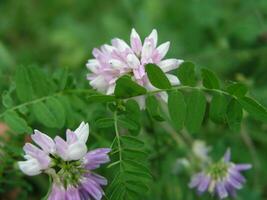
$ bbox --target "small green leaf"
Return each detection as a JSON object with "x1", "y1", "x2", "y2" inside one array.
[
  {"x1": 226, "y1": 82, "x2": 248, "y2": 98},
  {"x1": 145, "y1": 63, "x2": 171, "y2": 89},
  {"x1": 176, "y1": 61, "x2": 197, "y2": 86},
  {"x1": 87, "y1": 94, "x2": 116, "y2": 103},
  {"x1": 238, "y1": 96, "x2": 267, "y2": 122},
  {"x1": 120, "y1": 136, "x2": 145, "y2": 148},
  {"x1": 168, "y1": 90, "x2": 186, "y2": 130},
  {"x1": 114, "y1": 76, "x2": 146, "y2": 98},
  {"x1": 185, "y1": 90, "x2": 206, "y2": 133},
  {"x1": 209, "y1": 93, "x2": 228, "y2": 123},
  {"x1": 146, "y1": 95, "x2": 165, "y2": 121},
  {"x1": 2, "y1": 91, "x2": 13, "y2": 108},
  {"x1": 95, "y1": 118, "x2": 114, "y2": 128},
  {"x1": 15, "y1": 66, "x2": 34, "y2": 102},
  {"x1": 227, "y1": 99, "x2": 243, "y2": 132},
  {"x1": 32, "y1": 97, "x2": 66, "y2": 128},
  {"x1": 118, "y1": 116, "x2": 139, "y2": 130},
  {"x1": 4, "y1": 111, "x2": 32, "y2": 134},
  {"x1": 201, "y1": 68, "x2": 220, "y2": 89}
]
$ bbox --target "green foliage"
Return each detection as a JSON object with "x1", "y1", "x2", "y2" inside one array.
[
  {"x1": 176, "y1": 62, "x2": 197, "y2": 86},
  {"x1": 185, "y1": 90, "x2": 207, "y2": 133},
  {"x1": 4, "y1": 111, "x2": 32, "y2": 134},
  {"x1": 168, "y1": 90, "x2": 186, "y2": 131},
  {"x1": 145, "y1": 64, "x2": 171, "y2": 89},
  {"x1": 201, "y1": 68, "x2": 221, "y2": 89},
  {"x1": 114, "y1": 75, "x2": 147, "y2": 98},
  {"x1": 146, "y1": 95, "x2": 165, "y2": 121},
  {"x1": 209, "y1": 93, "x2": 228, "y2": 123},
  {"x1": 226, "y1": 99, "x2": 243, "y2": 132}
]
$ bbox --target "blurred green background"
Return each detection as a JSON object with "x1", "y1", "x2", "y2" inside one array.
[{"x1": 0, "y1": 0, "x2": 267, "y2": 199}]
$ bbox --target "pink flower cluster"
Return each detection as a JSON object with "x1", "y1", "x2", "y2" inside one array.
[{"x1": 86, "y1": 29, "x2": 183, "y2": 103}]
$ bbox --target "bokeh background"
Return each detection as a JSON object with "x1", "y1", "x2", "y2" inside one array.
[{"x1": 0, "y1": 0, "x2": 267, "y2": 199}]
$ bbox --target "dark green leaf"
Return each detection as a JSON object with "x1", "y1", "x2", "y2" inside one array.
[
  {"x1": 226, "y1": 82, "x2": 248, "y2": 97},
  {"x1": 87, "y1": 94, "x2": 116, "y2": 103},
  {"x1": 238, "y1": 96, "x2": 267, "y2": 122},
  {"x1": 15, "y1": 66, "x2": 34, "y2": 102},
  {"x1": 145, "y1": 63, "x2": 171, "y2": 89},
  {"x1": 185, "y1": 90, "x2": 206, "y2": 133},
  {"x1": 168, "y1": 90, "x2": 186, "y2": 130},
  {"x1": 146, "y1": 95, "x2": 165, "y2": 121},
  {"x1": 176, "y1": 61, "x2": 196, "y2": 86},
  {"x1": 114, "y1": 76, "x2": 146, "y2": 98},
  {"x1": 2, "y1": 91, "x2": 13, "y2": 108},
  {"x1": 32, "y1": 97, "x2": 66, "y2": 128},
  {"x1": 226, "y1": 99, "x2": 243, "y2": 132},
  {"x1": 201, "y1": 68, "x2": 220, "y2": 89},
  {"x1": 95, "y1": 118, "x2": 114, "y2": 128},
  {"x1": 209, "y1": 93, "x2": 228, "y2": 123},
  {"x1": 4, "y1": 111, "x2": 32, "y2": 134}
]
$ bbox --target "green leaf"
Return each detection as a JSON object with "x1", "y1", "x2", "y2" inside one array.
[
  {"x1": 87, "y1": 94, "x2": 116, "y2": 103},
  {"x1": 201, "y1": 68, "x2": 220, "y2": 89},
  {"x1": 124, "y1": 99, "x2": 141, "y2": 135},
  {"x1": 226, "y1": 82, "x2": 248, "y2": 98},
  {"x1": 209, "y1": 93, "x2": 228, "y2": 123},
  {"x1": 28, "y1": 65, "x2": 55, "y2": 97},
  {"x1": 114, "y1": 76, "x2": 146, "y2": 98},
  {"x1": 32, "y1": 97, "x2": 66, "y2": 128},
  {"x1": 15, "y1": 66, "x2": 34, "y2": 102},
  {"x1": 120, "y1": 136, "x2": 145, "y2": 148},
  {"x1": 95, "y1": 118, "x2": 114, "y2": 128},
  {"x1": 146, "y1": 95, "x2": 165, "y2": 121},
  {"x1": 185, "y1": 90, "x2": 206, "y2": 133},
  {"x1": 145, "y1": 63, "x2": 171, "y2": 89},
  {"x1": 118, "y1": 116, "x2": 139, "y2": 131},
  {"x1": 226, "y1": 99, "x2": 243, "y2": 132},
  {"x1": 238, "y1": 96, "x2": 267, "y2": 122},
  {"x1": 168, "y1": 90, "x2": 186, "y2": 130},
  {"x1": 4, "y1": 111, "x2": 32, "y2": 134},
  {"x1": 2, "y1": 91, "x2": 13, "y2": 108},
  {"x1": 176, "y1": 61, "x2": 197, "y2": 86}
]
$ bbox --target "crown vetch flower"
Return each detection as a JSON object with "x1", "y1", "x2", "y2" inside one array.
[
  {"x1": 86, "y1": 28, "x2": 183, "y2": 99},
  {"x1": 18, "y1": 122, "x2": 111, "y2": 200},
  {"x1": 189, "y1": 149, "x2": 252, "y2": 199}
]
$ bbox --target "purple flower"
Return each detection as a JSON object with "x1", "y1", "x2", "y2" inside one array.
[
  {"x1": 18, "y1": 122, "x2": 111, "y2": 200},
  {"x1": 189, "y1": 149, "x2": 252, "y2": 199},
  {"x1": 86, "y1": 29, "x2": 183, "y2": 108}
]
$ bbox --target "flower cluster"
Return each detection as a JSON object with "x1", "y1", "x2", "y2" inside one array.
[
  {"x1": 18, "y1": 122, "x2": 111, "y2": 200},
  {"x1": 189, "y1": 149, "x2": 251, "y2": 199},
  {"x1": 86, "y1": 29, "x2": 183, "y2": 107}
]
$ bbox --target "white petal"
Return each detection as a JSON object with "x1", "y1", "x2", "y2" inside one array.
[
  {"x1": 141, "y1": 39, "x2": 153, "y2": 62},
  {"x1": 158, "y1": 92, "x2": 168, "y2": 102},
  {"x1": 90, "y1": 75, "x2": 108, "y2": 92},
  {"x1": 158, "y1": 59, "x2": 182, "y2": 72},
  {"x1": 101, "y1": 44, "x2": 115, "y2": 54},
  {"x1": 109, "y1": 59, "x2": 126, "y2": 69},
  {"x1": 130, "y1": 28, "x2": 142, "y2": 55},
  {"x1": 166, "y1": 74, "x2": 180, "y2": 85},
  {"x1": 126, "y1": 54, "x2": 140, "y2": 69},
  {"x1": 148, "y1": 29, "x2": 158, "y2": 47},
  {"x1": 86, "y1": 59, "x2": 100, "y2": 73},
  {"x1": 106, "y1": 84, "x2": 115, "y2": 95},
  {"x1": 74, "y1": 122, "x2": 89, "y2": 144},
  {"x1": 111, "y1": 38, "x2": 130, "y2": 52},
  {"x1": 67, "y1": 142, "x2": 87, "y2": 161},
  {"x1": 156, "y1": 41, "x2": 170, "y2": 60},
  {"x1": 18, "y1": 157, "x2": 42, "y2": 176}
]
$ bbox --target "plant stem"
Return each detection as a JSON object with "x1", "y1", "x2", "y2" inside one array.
[{"x1": 113, "y1": 111, "x2": 122, "y2": 169}]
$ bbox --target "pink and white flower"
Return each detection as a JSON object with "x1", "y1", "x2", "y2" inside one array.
[{"x1": 86, "y1": 29, "x2": 183, "y2": 102}]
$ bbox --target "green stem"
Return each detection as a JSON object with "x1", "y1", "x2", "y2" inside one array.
[
  {"x1": 0, "y1": 89, "x2": 95, "y2": 119},
  {"x1": 113, "y1": 111, "x2": 122, "y2": 170}
]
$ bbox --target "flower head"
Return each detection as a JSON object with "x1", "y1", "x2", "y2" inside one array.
[
  {"x1": 18, "y1": 122, "x2": 111, "y2": 200},
  {"x1": 189, "y1": 149, "x2": 251, "y2": 199},
  {"x1": 86, "y1": 28, "x2": 183, "y2": 98}
]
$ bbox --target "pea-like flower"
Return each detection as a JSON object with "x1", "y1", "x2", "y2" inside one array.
[
  {"x1": 86, "y1": 29, "x2": 183, "y2": 107},
  {"x1": 189, "y1": 149, "x2": 251, "y2": 199},
  {"x1": 18, "y1": 122, "x2": 111, "y2": 200}
]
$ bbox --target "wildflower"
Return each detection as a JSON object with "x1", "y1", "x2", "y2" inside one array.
[
  {"x1": 18, "y1": 122, "x2": 111, "y2": 200},
  {"x1": 189, "y1": 149, "x2": 251, "y2": 199},
  {"x1": 86, "y1": 29, "x2": 183, "y2": 103}
]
